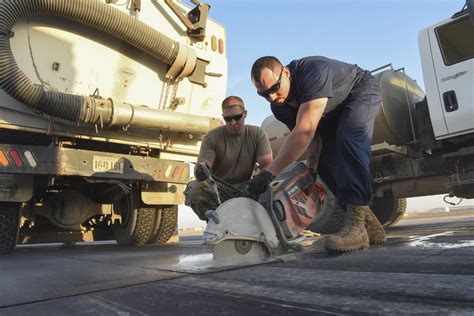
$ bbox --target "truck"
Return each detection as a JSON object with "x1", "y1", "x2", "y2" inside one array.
[
  {"x1": 0, "y1": 0, "x2": 227, "y2": 254},
  {"x1": 262, "y1": 2, "x2": 474, "y2": 231}
]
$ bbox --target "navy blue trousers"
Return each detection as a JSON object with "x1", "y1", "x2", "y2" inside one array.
[{"x1": 314, "y1": 74, "x2": 381, "y2": 206}]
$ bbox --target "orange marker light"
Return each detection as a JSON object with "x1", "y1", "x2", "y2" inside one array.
[
  {"x1": 180, "y1": 166, "x2": 188, "y2": 178},
  {"x1": 0, "y1": 150, "x2": 9, "y2": 167},
  {"x1": 218, "y1": 38, "x2": 224, "y2": 54}
]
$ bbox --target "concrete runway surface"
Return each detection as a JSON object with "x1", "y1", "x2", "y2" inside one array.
[{"x1": 0, "y1": 211, "x2": 473, "y2": 315}]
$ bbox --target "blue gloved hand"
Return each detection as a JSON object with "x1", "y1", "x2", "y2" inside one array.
[{"x1": 247, "y1": 170, "x2": 275, "y2": 195}]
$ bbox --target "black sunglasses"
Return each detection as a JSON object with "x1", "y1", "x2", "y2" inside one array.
[
  {"x1": 223, "y1": 110, "x2": 247, "y2": 122},
  {"x1": 257, "y1": 66, "x2": 283, "y2": 98}
]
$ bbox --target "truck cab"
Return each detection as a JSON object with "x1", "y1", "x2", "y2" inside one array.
[{"x1": 419, "y1": 9, "x2": 474, "y2": 139}]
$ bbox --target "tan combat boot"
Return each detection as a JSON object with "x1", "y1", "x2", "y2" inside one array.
[
  {"x1": 324, "y1": 205, "x2": 369, "y2": 253},
  {"x1": 364, "y1": 207, "x2": 386, "y2": 245}
]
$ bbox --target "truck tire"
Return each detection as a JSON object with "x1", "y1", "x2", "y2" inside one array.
[
  {"x1": 112, "y1": 191, "x2": 154, "y2": 246},
  {"x1": 371, "y1": 197, "x2": 407, "y2": 227},
  {"x1": 0, "y1": 202, "x2": 21, "y2": 255},
  {"x1": 147, "y1": 205, "x2": 178, "y2": 245},
  {"x1": 386, "y1": 198, "x2": 407, "y2": 227}
]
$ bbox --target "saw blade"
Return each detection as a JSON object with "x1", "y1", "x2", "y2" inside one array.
[{"x1": 212, "y1": 240, "x2": 267, "y2": 263}]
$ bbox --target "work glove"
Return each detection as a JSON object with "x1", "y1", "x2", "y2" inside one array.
[
  {"x1": 194, "y1": 163, "x2": 209, "y2": 182},
  {"x1": 247, "y1": 170, "x2": 275, "y2": 195}
]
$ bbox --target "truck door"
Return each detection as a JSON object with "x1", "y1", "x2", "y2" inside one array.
[{"x1": 430, "y1": 14, "x2": 474, "y2": 137}]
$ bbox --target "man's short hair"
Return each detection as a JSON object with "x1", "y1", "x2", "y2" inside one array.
[
  {"x1": 251, "y1": 56, "x2": 283, "y2": 83},
  {"x1": 222, "y1": 96, "x2": 245, "y2": 111}
]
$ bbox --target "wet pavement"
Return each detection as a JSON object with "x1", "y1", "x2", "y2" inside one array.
[{"x1": 0, "y1": 211, "x2": 473, "y2": 315}]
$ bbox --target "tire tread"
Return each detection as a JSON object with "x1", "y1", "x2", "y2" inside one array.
[{"x1": 148, "y1": 205, "x2": 178, "y2": 245}]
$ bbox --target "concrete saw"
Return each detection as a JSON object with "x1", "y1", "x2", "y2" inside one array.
[{"x1": 202, "y1": 161, "x2": 327, "y2": 263}]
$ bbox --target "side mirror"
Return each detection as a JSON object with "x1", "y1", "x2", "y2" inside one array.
[{"x1": 468, "y1": 0, "x2": 474, "y2": 24}]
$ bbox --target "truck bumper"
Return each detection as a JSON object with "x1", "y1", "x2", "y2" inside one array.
[{"x1": 0, "y1": 144, "x2": 190, "y2": 184}]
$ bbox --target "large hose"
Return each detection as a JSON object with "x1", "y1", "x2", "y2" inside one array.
[{"x1": 0, "y1": 0, "x2": 199, "y2": 128}]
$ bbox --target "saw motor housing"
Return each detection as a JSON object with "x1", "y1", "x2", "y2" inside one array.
[{"x1": 269, "y1": 162, "x2": 326, "y2": 239}]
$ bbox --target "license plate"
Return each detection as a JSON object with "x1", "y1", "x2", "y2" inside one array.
[{"x1": 92, "y1": 156, "x2": 124, "y2": 174}]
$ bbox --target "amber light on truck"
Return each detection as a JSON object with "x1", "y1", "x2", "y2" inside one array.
[
  {"x1": 211, "y1": 36, "x2": 217, "y2": 51},
  {"x1": 0, "y1": 149, "x2": 9, "y2": 167},
  {"x1": 8, "y1": 149, "x2": 23, "y2": 168}
]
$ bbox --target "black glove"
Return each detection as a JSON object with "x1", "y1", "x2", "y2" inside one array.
[
  {"x1": 195, "y1": 163, "x2": 209, "y2": 182},
  {"x1": 247, "y1": 170, "x2": 275, "y2": 195}
]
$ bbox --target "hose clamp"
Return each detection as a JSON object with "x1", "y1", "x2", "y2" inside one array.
[
  {"x1": 0, "y1": 30, "x2": 14, "y2": 38},
  {"x1": 166, "y1": 43, "x2": 196, "y2": 81}
]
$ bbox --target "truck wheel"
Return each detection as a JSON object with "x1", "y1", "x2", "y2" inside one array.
[
  {"x1": 0, "y1": 202, "x2": 21, "y2": 255},
  {"x1": 112, "y1": 192, "x2": 155, "y2": 246},
  {"x1": 386, "y1": 198, "x2": 407, "y2": 227},
  {"x1": 371, "y1": 197, "x2": 407, "y2": 227},
  {"x1": 147, "y1": 205, "x2": 178, "y2": 244}
]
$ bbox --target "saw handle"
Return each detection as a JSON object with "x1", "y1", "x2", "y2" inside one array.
[{"x1": 198, "y1": 163, "x2": 222, "y2": 204}]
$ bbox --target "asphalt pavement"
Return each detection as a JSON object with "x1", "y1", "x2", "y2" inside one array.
[{"x1": 0, "y1": 211, "x2": 473, "y2": 315}]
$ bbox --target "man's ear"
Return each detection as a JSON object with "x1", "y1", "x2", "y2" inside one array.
[{"x1": 243, "y1": 110, "x2": 248, "y2": 118}]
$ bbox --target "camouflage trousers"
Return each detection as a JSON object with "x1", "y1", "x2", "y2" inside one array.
[{"x1": 183, "y1": 180, "x2": 247, "y2": 221}]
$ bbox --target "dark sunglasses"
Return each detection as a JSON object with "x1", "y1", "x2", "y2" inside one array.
[
  {"x1": 223, "y1": 110, "x2": 247, "y2": 122},
  {"x1": 257, "y1": 66, "x2": 283, "y2": 98}
]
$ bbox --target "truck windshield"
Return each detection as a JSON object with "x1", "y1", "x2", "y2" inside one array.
[{"x1": 436, "y1": 15, "x2": 474, "y2": 65}]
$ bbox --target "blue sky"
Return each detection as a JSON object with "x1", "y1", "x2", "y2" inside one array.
[
  {"x1": 208, "y1": 0, "x2": 466, "y2": 126},
  {"x1": 178, "y1": 0, "x2": 473, "y2": 228}
]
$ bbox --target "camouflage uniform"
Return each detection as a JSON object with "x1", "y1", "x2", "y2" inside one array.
[{"x1": 184, "y1": 180, "x2": 247, "y2": 221}]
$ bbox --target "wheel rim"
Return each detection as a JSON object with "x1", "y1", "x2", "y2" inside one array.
[
  {"x1": 111, "y1": 191, "x2": 138, "y2": 246},
  {"x1": 117, "y1": 196, "x2": 132, "y2": 228}
]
